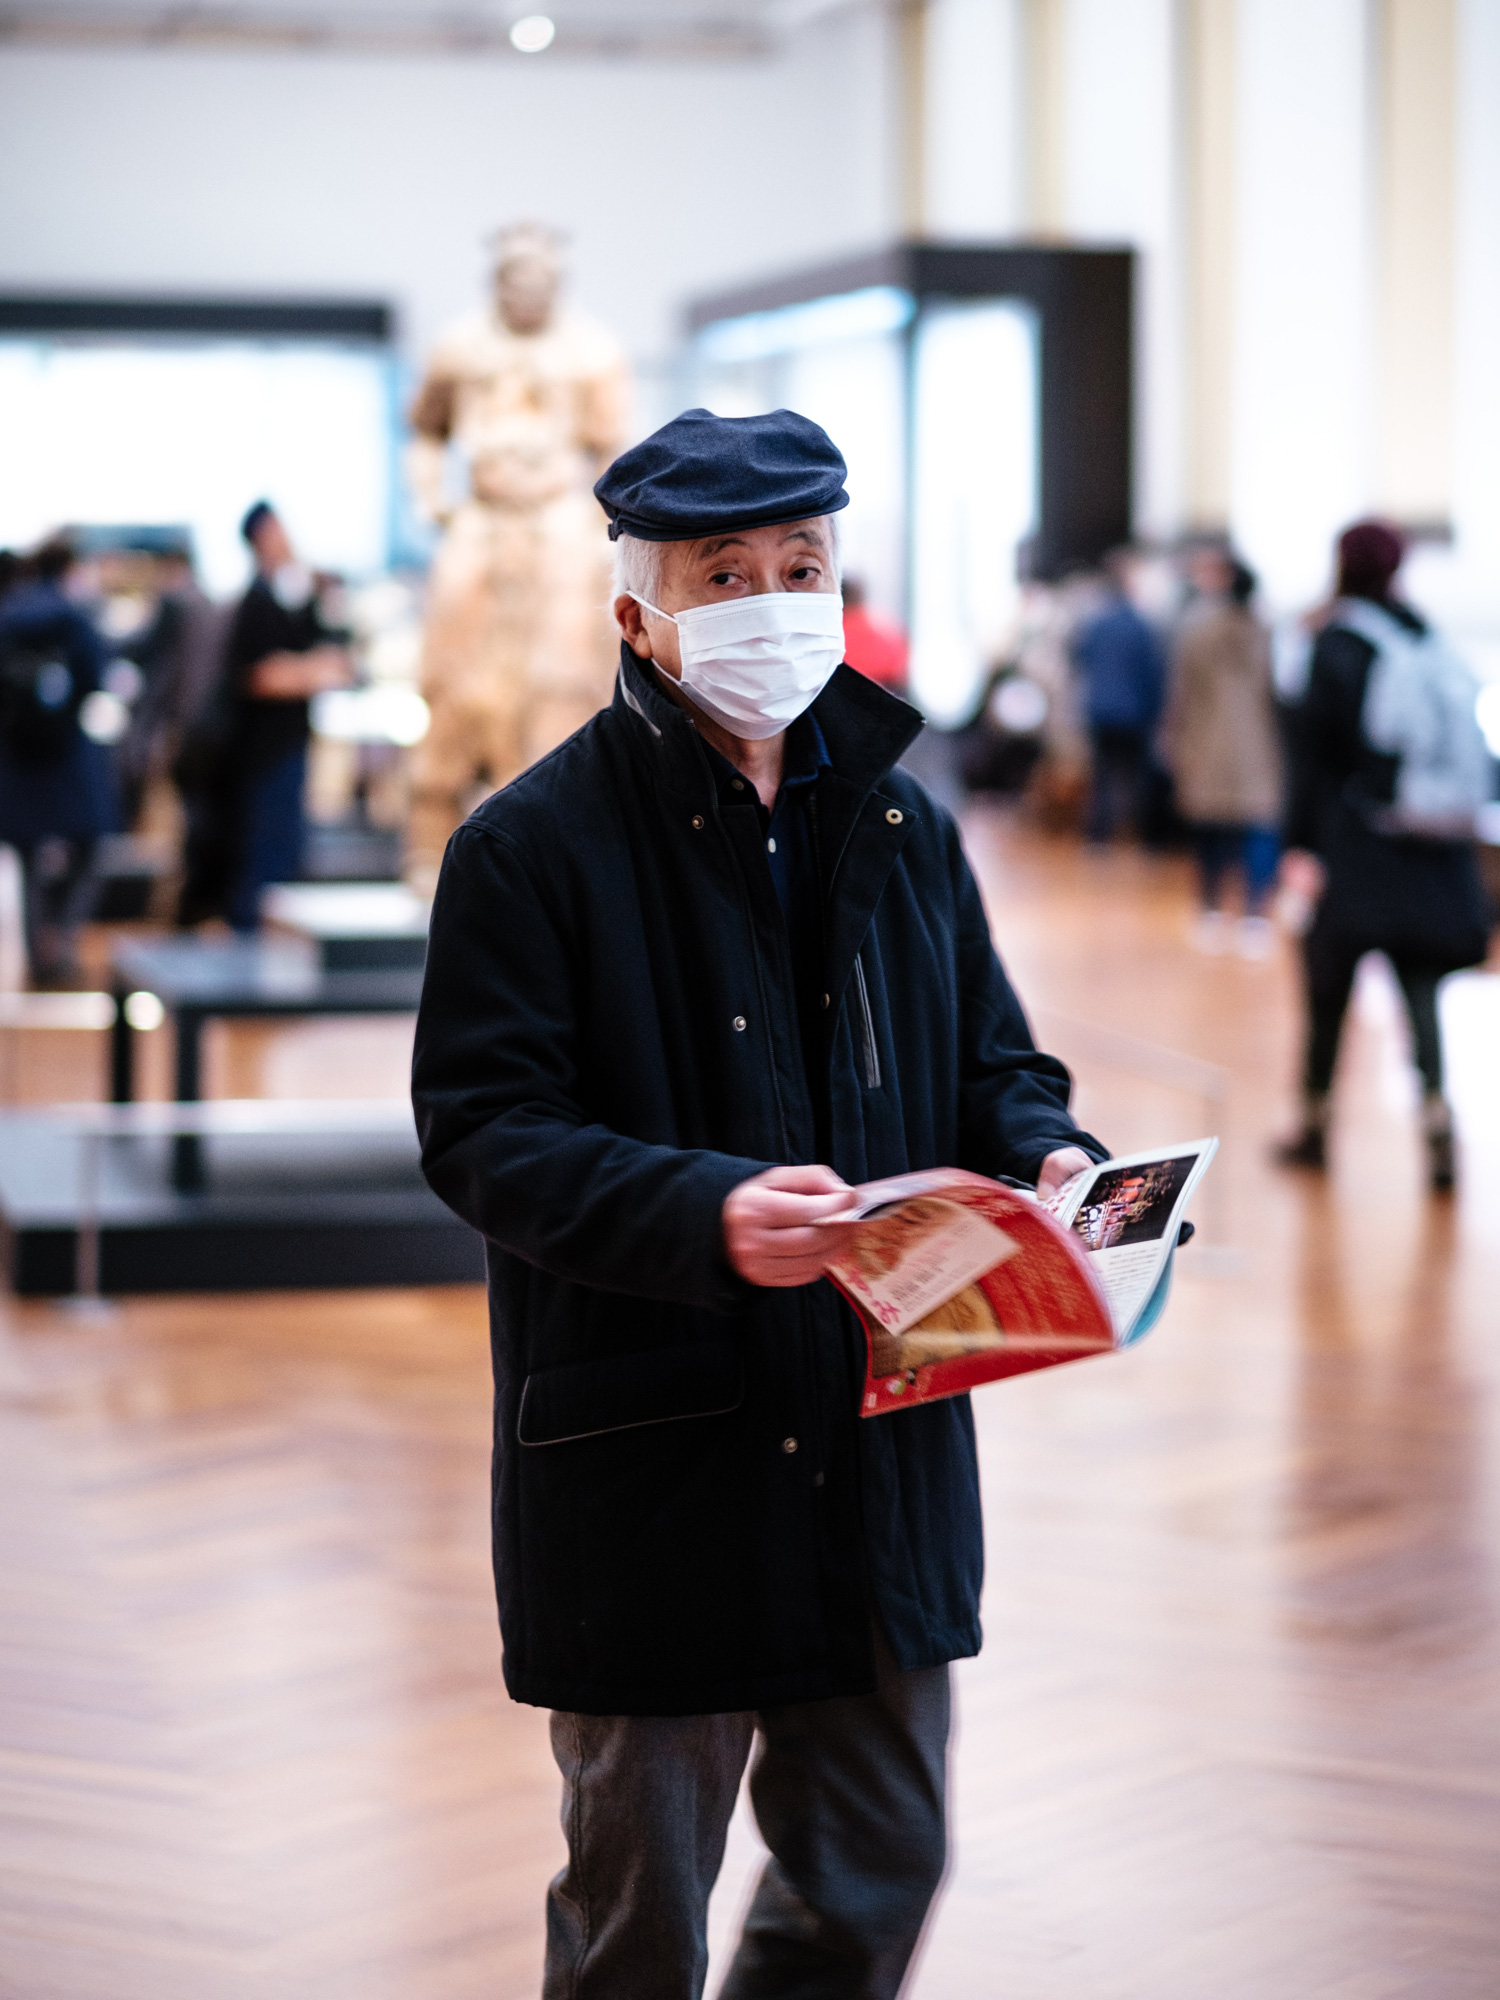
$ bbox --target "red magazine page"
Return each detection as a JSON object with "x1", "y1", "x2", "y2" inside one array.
[{"x1": 823, "y1": 1169, "x2": 1116, "y2": 1416}]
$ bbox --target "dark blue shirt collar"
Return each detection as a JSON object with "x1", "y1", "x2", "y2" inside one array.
[{"x1": 699, "y1": 709, "x2": 831, "y2": 805}]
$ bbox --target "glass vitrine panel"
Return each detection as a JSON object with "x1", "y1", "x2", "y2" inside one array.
[
  {"x1": 0, "y1": 338, "x2": 396, "y2": 591},
  {"x1": 689, "y1": 285, "x2": 1039, "y2": 722}
]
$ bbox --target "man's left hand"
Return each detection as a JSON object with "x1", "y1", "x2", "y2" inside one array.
[{"x1": 1037, "y1": 1147, "x2": 1095, "y2": 1201}]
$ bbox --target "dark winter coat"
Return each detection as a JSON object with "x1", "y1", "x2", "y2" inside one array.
[
  {"x1": 1285, "y1": 603, "x2": 1491, "y2": 969},
  {"x1": 0, "y1": 581, "x2": 119, "y2": 845},
  {"x1": 1072, "y1": 596, "x2": 1167, "y2": 733},
  {"x1": 412, "y1": 648, "x2": 1105, "y2": 1717}
]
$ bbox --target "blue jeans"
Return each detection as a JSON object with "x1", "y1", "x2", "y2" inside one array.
[
  {"x1": 1190, "y1": 821, "x2": 1279, "y2": 914},
  {"x1": 228, "y1": 745, "x2": 307, "y2": 932}
]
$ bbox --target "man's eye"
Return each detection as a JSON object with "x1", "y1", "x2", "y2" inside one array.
[{"x1": 709, "y1": 572, "x2": 735, "y2": 586}]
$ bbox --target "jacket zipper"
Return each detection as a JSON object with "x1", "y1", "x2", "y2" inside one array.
[
  {"x1": 851, "y1": 952, "x2": 881, "y2": 1090},
  {"x1": 706, "y1": 787, "x2": 794, "y2": 1157}
]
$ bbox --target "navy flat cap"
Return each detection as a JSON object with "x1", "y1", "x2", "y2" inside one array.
[{"x1": 594, "y1": 407, "x2": 849, "y2": 542}]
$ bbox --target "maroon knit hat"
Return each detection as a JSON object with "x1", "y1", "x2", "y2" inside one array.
[{"x1": 1336, "y1": 519, "x2": 1405, "y2": 600}]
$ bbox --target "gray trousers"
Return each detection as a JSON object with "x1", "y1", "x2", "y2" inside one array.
[{"x1": 544, "y1": 1640, "x2": 951, "y2": 2000}]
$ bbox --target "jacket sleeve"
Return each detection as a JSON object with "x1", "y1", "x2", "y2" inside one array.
[
  {"x1": 946, "y1": 822, "x2": 1109, "y2": 1181},
  {"x1": 411, "y1": 821, "x2": 766, "y2": 1312},
  {"x1": 1282, "y1": 627, "x2": 1376, "y2": 853}
]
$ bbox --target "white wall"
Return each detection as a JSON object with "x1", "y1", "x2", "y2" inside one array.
[
  {"x1": 1230, "y1": 0, "x2": 1373, "y2": 610},
  {"x1": 1060, "y1": 0, "x2": 1182, "y2": 540},
  {"x1": 918, "y1": 0, "x2": 1183, "y2": 541},
  {"x1": 0, "y1": 19, "x2": 894, "y2": 397},
  {"x1": 922, "y1": 0, "x2": 1027, "y2": 236},
  {"x1": 1424, "y1": 0, "x2": 1500, "y2": 666},
  {"x1": 8, "y1": 4, "x2": 1500, "y2": 651}
]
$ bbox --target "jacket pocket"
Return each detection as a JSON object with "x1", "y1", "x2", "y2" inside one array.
[
  {"x1": 852, "y1": 952, "x2": 882, "y2": 1090},
  {"x1": 517, "y1": 1337, "x2": 745, "y2": 1446}
]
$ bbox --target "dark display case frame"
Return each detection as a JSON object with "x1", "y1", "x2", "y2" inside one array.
[
  {"x1": 0, "y1": 294, "x2": 392, "y2": 341},
  {"x1": 687, "y1": 242, "x2": 1134, "y2": 581}
]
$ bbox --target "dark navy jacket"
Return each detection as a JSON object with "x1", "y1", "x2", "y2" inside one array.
[
  {"x1": 1072, "y1": 596, "x2": 1166, "y2": 732},
  {"x1": 0, "y1": 581, "x2": 119, "y2": 846},
  {"x1": 412, "y1": 649, "x2": 1104, "y2": 1716}
]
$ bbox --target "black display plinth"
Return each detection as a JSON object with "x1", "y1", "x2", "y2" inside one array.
[{"x1": 0, "y1": 1121, "x2": 484, "y2": 1296}]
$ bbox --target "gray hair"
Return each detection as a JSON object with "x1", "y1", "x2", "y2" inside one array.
[
  {"x1": 612, "y1": 533, "x2": 667, "y2": 609},
  {"x1": 612, "y1": 515, "x2": 842, "y2": 611}
]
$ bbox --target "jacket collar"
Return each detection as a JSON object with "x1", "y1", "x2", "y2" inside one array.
[{"x1": 612, "y1": 642, "x2": 924, "y2": 805}]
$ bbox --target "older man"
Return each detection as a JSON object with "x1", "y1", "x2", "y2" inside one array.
[{"x1": 412, "y1": 408, "x2": 1105, "y2": 2000}]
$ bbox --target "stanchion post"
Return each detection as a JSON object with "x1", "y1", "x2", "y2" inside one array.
[
  {"x1": 72, "y1": 1126, "x2": 103, "y2": 1306},
  {"x1": 110, "y1": 992, "x2": 135, "y2": 1104},
  {"x1": 1201, "y1": 1080, "x2": 1229, "y2": 1247}
]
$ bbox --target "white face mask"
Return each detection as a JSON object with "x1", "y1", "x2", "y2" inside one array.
[{"x1": 631, "y1": 590, "x2": 844, "y2": 740}]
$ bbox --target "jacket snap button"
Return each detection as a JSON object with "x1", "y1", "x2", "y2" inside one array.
[
  {"x1": 885, "y1": 808, "x2": 904, "y2": 825},
  {"x1": 731, "y1": 778, "x2": 745, "y2": 791},
  {"x1": 732, "y1": 1015, "x2": 747, "y2": 1032},
  {"x1": 782, "y1": 1437, "x2": 798, "y2": 1454},
  {"x1": 691, "y1": 815, "x2": 705, "y2": 830},
  {"x1": 821, "y1": 992, "x2": 830, "y2": 1009}
]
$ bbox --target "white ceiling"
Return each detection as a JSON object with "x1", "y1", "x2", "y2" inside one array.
[{"x1": 0, "y1": 0, "x2": 880, "y2": 56}]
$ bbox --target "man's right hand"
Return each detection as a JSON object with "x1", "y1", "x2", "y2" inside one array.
[{"x1": 723, "y1": 1165, "x2": 858, "y2": 1289}]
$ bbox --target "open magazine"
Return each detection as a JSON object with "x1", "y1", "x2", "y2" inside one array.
[{"x1": 822, "y1": 1139, "x2": 1218, "y2": 1417}]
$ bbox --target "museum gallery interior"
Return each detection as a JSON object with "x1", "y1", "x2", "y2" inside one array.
[{"x1": 2, "y1": 1, "x2": 1499, "y2": 1995}]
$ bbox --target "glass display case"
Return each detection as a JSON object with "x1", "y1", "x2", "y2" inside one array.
[
  {"x1": 686, "y1": 245, "x2": 1133, "y2": 724},
  {"x1": 0, "y1": 295, "x2": 400, "y2": 594}
]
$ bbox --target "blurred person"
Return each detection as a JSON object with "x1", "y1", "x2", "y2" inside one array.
[
  {"x1": 1163, "y1": 552, "x2": 1282, "y2": 958},
  {"x1": 1070, "y1": 550, "x2": 1167, "y2": 843},
  {"x1": 116, "y1": 548, "x2": 214, "y2": 804},
  {"x1": 1007, "y1": 578, "x2": 1092, "y2": 823},
  {"x1": 1276, "y1": 520, "x2": 1492, "y2": 1189},
  {"x1": 116, "y1": 543, "x2": 232, "y2": 836},
  {"x1": 405, "y1": 222, "x2": 630, "y2": 886},
  {"x1": 0, "y1": 537, "x2": 119, "y2": 981},
  {"x1": 222, "y1": 502, "x2": 351, "y2": 932},
  {"x1": 412, "y1": 407, "x2": 1107, "y2": 2000},
  {"x1": 136, "y1": 549, "x2": 240, "y2": 926},
  {"x1": 839, "y1": 575, "x2": 907, "y2": 689},
  {"x1": 956, "y1": 661, "x2": 1049, "y2": 797},
  {"x1": 164, "y1": 552, "x2": 246, "y2": 927}
]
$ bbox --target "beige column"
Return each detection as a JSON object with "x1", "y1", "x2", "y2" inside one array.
[
  {"x1": 1375, "y1": 0, "x2": 1457, "y2": 530},
  {"x1": 1021, "y1": 0, "x2": 1068, "y2": 234},
  {"x1": 895, "y1": 0, "x2": 929, "y2": 234},
  {"x1": 1180, "y1": 0, "x2": 1236, "y2": 531}
]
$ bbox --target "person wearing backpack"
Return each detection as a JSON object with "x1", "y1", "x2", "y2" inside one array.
[
  {"x1": 0, "y1": 537, "x2": 120, "y2": 983},
  {"x1": 1276, "y1": 520, "x2": 1493, "y2": 1190}
]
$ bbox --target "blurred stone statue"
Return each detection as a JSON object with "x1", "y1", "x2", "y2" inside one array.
[{"x1": 405, "y1": 223, "x2": 630, "y2": 883}]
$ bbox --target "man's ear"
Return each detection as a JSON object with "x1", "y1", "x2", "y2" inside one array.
[{"x1": 614, "y1": 594, "x2": 654, "y2": 660}]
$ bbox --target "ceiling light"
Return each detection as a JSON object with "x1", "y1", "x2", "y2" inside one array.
[{"x1": 509, "y1": 13, "x2": 555, "y2": 52}]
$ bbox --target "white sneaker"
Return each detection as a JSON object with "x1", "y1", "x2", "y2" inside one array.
[
  {"x1": 1236, "y1": 915, "x2": 1275, "y2": 960},
  {"x1": 1190, "y1": 910, "x2": 1231, "y2": 954}
]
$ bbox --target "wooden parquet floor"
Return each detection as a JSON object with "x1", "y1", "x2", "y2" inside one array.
[{"x1": 3, "y1": 816, "x2": 1498, "y2": 1999}]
